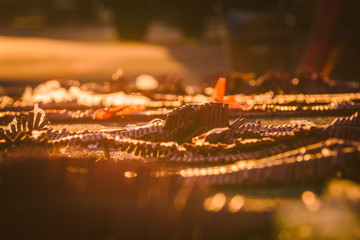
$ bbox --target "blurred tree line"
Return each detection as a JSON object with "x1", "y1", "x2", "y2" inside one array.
[{"x1": 0, "y1": 0, "x2": 279, "y2": 39}]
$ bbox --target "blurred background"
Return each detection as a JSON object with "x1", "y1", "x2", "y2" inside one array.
[{"x1": 0, "y1": 0, "x2": 359, "y2": 86}]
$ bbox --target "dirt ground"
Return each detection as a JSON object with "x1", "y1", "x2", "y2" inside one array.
[{"x1": 0, "y1": 24, "x2": 228, "y2": 86}]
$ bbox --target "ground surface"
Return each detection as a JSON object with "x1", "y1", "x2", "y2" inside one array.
[{"x1": 0, "y1": 25, "x2": 227, "y2": 85}]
